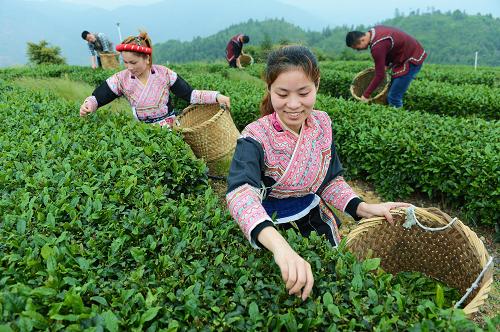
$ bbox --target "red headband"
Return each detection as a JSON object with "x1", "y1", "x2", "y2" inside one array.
[{"x1": 116, "y1": 43, "x2": 152, "y2": 54}]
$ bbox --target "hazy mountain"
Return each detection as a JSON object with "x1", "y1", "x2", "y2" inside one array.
[
  {"x1": 0, "y1": 0, "x2": 328, "y2": 67},
  {"x1": 3, "y1": 0, "x2": 498, "y2": 67},
  {"x1": 154, "y1": 18, "x2": 312, "y2": 64}
]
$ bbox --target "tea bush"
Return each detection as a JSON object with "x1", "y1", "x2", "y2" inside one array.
[{"x1": 0, "y1": 73, "x2": 492, "y2": 331}]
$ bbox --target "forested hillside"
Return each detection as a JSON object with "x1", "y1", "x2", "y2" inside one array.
[{"x1": 154, "y1": 11, "x2": 500, "y2": 66}]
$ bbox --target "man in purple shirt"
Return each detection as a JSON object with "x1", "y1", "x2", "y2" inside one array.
[{"x1": 346, "y1": 26, "x2": 427, "y2": 108}]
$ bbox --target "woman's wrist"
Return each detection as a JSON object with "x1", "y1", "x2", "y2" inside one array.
[
  {"x1": 258, "y1": 226, "x2": 292, "y2": 255},
  {"x1": 356, "y1": 202, "x2": 369, "y2": 218}
]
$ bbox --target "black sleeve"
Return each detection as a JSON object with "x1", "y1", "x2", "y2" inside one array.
[
  {"x1": 227, "y1": 136, "x2": 273, "y2": 249},
  {"x1": 170, "y1": 75, "x2": 194, "y2": 103},
  {"x1": 233, "y1": 41, "x2": 242, "y2": 58},
  {"x1": 345, "y1": 198, "x2": 363, "y2": 221},
  {"x1": 92, "y1": 81, "x2": 119, "y2": 108},
  {"x1": 226, "y1": 136, "x2": 265, "y2": 194},
  {"x1": 250, "y1": 221, "x2": 276, "y2": 248}
]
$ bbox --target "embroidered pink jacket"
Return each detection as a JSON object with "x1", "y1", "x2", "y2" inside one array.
[
  {"x1": 226, "y1": 110, "x2": 359, "y2": 247},
  {"x1": 84, "y1": 64, "x2": 218, "y2": 126}
]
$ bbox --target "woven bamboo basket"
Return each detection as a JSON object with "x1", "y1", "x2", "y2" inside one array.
[
  {"x1": 175, "y1": 104, "x2": 240, "y2": 162},
  {"x1": 239, "y1": 54, "x2": 254, "y2": 67},
  {"x1": 345, "y1": 207, "x2": 494, "y2": 316},
  {"x1": 350, "y1": 67, "x2": 390, "y2": 104},
  {"x1": 99, "y1": 52, "x2": 119, "y2": 69}
]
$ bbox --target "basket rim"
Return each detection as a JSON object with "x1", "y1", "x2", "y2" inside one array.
[
  {"x1": 175, "y1": 104, "x2": 227, "y2": 134},
  {"x1": 350, "y1": 67, "x2": 390, "y2": 102},
  {"x1": 240, "y1": 54, "x2": 254, "y2": 65}
]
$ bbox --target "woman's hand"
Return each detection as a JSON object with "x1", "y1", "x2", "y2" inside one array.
[
  {"x1": 273, "y1": 245, "x2": 314, "y2": 300},
  {"x1": 216, "y1": 94, "x2": 231, "y2": 110},
  {"x1": 257, "y1": 227, "x2": 314, "y2": 301},
  {"x1": 79, "y1": 101, "x2": 94, "y2": 117},
  {"x1": 356, "y1": 202, "x2": 410, "y2": 224}
]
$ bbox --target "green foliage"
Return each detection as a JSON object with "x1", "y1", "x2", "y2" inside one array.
[
  {"x1": 260, "y1": 33, "x2": 273, "y2": 51},
  {"x1": 405, "y1": 80, "x2": 500, "y2": 120},
  {"x1": 418, "y1": 65, "x2": 500, "y2": 87},
  {"x1": 244, "y1": 45, "x2": 272, "y2": 64},
  {"x1": 12, "y1": 77, "x2": 131, "y2": 116},
  {"x1": 152, "y1": 12, "x2": 500, "y2": 66},
  {"x1": 316, "y1": 95, "x2": 499, "y2": 225},
  {"x1": 26, "y1": 40, "x2": 66, "y2": 65},
  {"x1": 0, "y1": 61, "x2": 494, "y2": 330},
  {"x1": 0, "y1": 64, "x2": 116, "y2": 88},
  {"x1": 319, "y1": 65, "x2": 500, "y2": 120}
]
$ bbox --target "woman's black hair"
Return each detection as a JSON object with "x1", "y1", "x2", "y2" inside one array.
[{"x1": 260, "y1": 45, "x2": 320, "y2": 117}]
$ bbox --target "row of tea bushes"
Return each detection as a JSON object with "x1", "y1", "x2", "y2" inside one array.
[
  {"x1": 3, "y1": 65, "x2": 497, "y2": 225},
  {"x1": 7, "y1": 63, "x2": 499, "y2": 121},
  {"x1": 0, "y1": 81, "x2": 489, "y2": 330},
  {"x1": 319, "y1": 67, "x2": 500, "y2": 120},
  {"x1": 316, "y1": 95, "x2": 499, "y2": 225},
  {"x1": 166, "y1": 70, "x2": 500, "y2": 225},
  {"x1": 0, "y1": 65, "x2": 115, "y2": 88},
  {"x1": 405, "y1": 80, "x2": 500, "y2": 120},
  {"x1": 319, "y1": 61, "x2": 500, "y2": 87},
  {"x1": 417, "y1": 65, "x2": 499, "y2": 87}
]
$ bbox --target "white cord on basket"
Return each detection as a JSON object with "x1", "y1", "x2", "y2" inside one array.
[
  {"x1": 454, "y1": 256, "x2": 494, "y2": 309},
  {"x1": 403, "y1": 205, "x2": 457, "y2": 231},
  {"x1": 401, "y1": 207, "x2": 494, "y2": 309}
]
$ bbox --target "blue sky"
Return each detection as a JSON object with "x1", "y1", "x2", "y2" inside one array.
[{"x1": 38, "y1": 0, "x2": 500, "y2": 24}]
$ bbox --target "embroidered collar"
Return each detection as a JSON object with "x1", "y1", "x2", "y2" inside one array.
[
  {"x1": 130, "y1": 66, "x2": 156, "y2": 79},
  {"x1": 271, "y1": 112, "x2": 311, "y2": 137},
  {"x1": 271, "y1": 112, "x2": 283, "y2": 131}
]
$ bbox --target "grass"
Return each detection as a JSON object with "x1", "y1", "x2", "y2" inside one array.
[
  {"x1": 13, "y1": 77, "x2": 130, "y2": 114},
  {"x1": 205, "y1": 151, "x2": 234, "y2": 177},
  {"x1": 225, "y1": 69, "x2": 265, "y2": 87}
]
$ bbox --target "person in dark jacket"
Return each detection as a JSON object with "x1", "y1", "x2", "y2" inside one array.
[
  {"x1": 226, "y1": 34, "x2": 250, "y2": 68},
  {"x1": 346, "y1": 26, "x2": 427, "y2": 107}
]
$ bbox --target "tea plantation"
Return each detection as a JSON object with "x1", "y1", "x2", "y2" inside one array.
[{"x1": 0, "y1": 63, "x2": 498, "y2": 331}]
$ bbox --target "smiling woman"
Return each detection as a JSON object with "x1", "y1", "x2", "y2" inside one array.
[
  {"x1": 268, "y1": 69, "x2": 318, "y2": 134},
  {"x1": 225, "y1": 45, "x2": 410, "y2": 301},
  {"x1": 79, "y1": 30, "x2": 230, "y2": 129}
]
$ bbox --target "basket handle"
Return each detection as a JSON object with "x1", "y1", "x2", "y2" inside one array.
[{"x1": 403, "y1": 205, "x2": 457, "y2": 231}]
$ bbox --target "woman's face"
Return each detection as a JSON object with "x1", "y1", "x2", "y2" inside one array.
[
  {"x1": 270, "y1": 68, "x2": 318, "y2": 133},
  {"x1": 122, "y1": 51, "x2": 150, "y2": 78}
]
